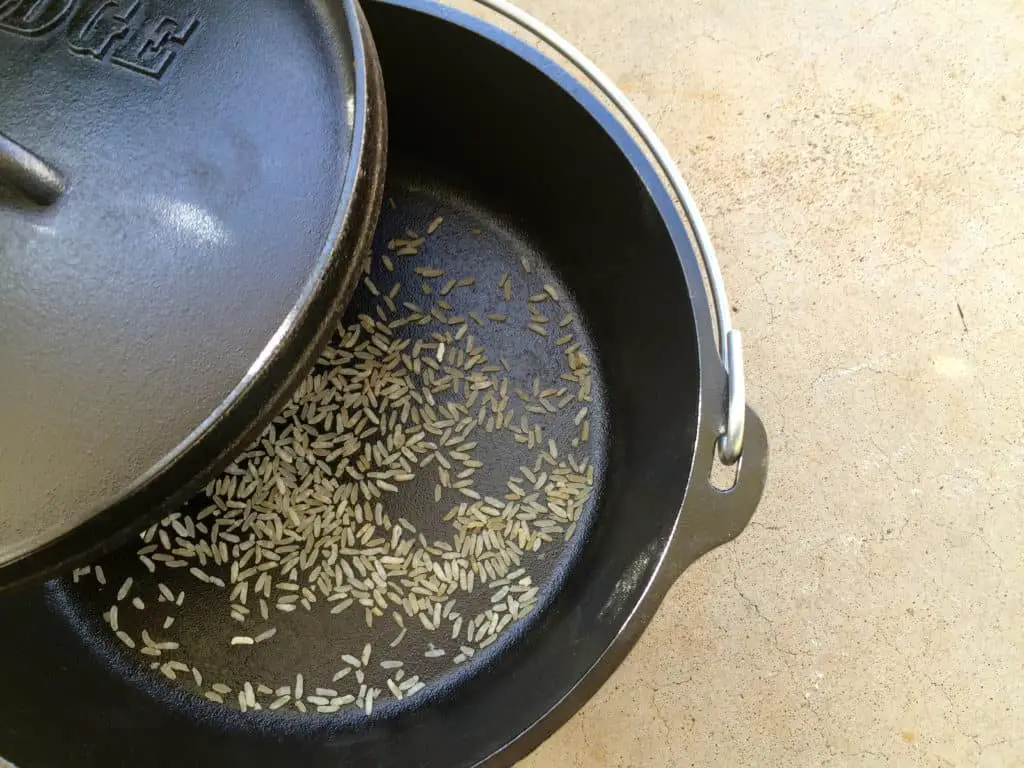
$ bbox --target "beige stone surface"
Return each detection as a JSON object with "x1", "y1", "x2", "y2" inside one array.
[{"x1": 495, "y1": 0, "x2": 1024, "y2": 765}]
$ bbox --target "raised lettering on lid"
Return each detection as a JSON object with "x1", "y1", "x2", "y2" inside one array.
[{"x1": 0, "y1": 0, "x2": 199, "y2": 79}]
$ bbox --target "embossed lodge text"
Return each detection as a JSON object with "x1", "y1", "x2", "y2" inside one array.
[{"x1": 0, "y1": 0, "x2": 199, "y2": 79}]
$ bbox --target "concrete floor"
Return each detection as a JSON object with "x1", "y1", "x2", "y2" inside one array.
[{"x1": 489, "y1": 0, "x2": 1023, "y2": 765}]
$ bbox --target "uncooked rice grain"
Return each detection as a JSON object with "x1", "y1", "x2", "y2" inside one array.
[{"x1": 83, "y1": 204, "x2": 596, "y2": 718}]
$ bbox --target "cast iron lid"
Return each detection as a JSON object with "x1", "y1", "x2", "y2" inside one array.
[{"x1": 0, "y1": 0, "x2": 385, "y2": 584}]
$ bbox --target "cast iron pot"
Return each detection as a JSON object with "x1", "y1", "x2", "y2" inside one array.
[{"x1": 0, "y1": 1, "x2": 768, "y2": 765}]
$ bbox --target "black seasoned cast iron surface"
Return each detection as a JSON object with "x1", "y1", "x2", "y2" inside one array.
[
  {"x1": 48, "y1": 177, "x2": 609, "y2": 719},
  {"x1": 0, "y1": 1, "x2": 767, "y2": 766},
  {"x1": 0, "y1": 0, "x2": 386, "y2": 587}
]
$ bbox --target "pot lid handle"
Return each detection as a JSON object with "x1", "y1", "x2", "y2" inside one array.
[
  {"x1": 468, "y1": 0, "x2": 747, "y2": 463},
  {"x1": 0, "y1": 131, "x2": 65, "y2": 206}
]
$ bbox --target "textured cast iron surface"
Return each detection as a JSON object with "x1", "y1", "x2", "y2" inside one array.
[
  {"x1": 0, "y1": 1, "x2": 766, "y2": 766},
  {"x1": 0, "y1": 0, "x2": 386, "y2": 585}
]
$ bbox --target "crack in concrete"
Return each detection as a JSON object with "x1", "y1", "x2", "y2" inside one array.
[
  {"x1": 754, "y1": 268, "x2": 777, "y2": 327},
  {"x1": 980, "y1": 234, "x2": 1024, "y2": 256},
  {"x1": 731, "y1": 572, "x2": 803, "y2": 658},
  {"x1": 648, "y1": 688, "x2": 675, "y2": 739}
]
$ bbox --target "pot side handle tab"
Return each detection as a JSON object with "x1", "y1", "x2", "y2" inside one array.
[{"x1": 668, "y1": 406, "x2": 769, "y2": 579}]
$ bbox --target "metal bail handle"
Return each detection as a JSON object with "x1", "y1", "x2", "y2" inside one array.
[{"x1": 463, "y1": 0, "x2": 747, "y2": 463}]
